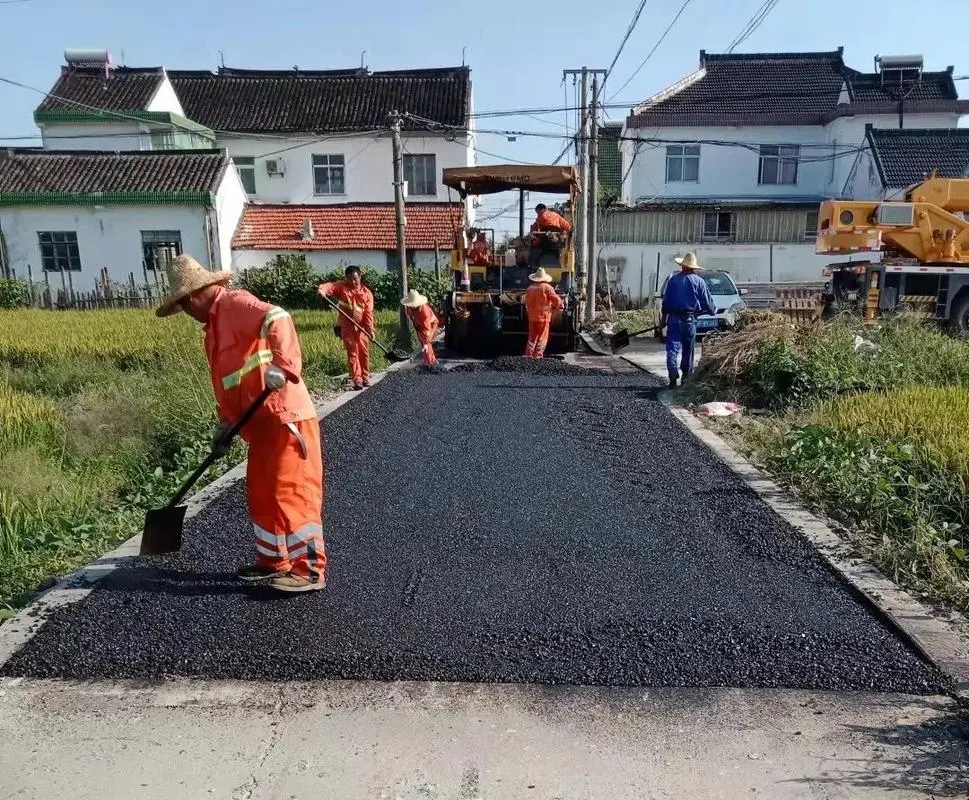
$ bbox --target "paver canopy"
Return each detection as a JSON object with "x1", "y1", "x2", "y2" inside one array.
[{"x1": 442, "y1": 165, "x2": 581, "y2": 197}]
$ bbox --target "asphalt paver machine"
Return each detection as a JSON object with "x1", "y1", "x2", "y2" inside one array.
[{"x1": 441, "y1": 164, "x2": 583, "y2": 357}]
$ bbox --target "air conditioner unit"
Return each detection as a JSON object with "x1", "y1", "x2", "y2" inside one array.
[{"x1": 266, "y1": 158, "x2": 286, "y2": 176}]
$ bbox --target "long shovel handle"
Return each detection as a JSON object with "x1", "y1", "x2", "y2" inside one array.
[
  {"x1": 167, "y1": 384, "x2": 276, "y2": 508},
  {"x1": 320, "y1": 292, "x2": 395, "y2": 358}
]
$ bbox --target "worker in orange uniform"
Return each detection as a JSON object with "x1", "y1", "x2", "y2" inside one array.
[
  {"x1": 467, "y1": 231, "x2": 491, "y2": 267},
  {"x1": 401, "y1": 288, "x2": 439, "y2": 367},
  {"x1": 156, "y1": 254, "x2": 325, "y2": 593},
  {"x1": 318, "y1": 265, "x2": 375, "y2": 391},
  {"x1": 529, "y1": 203, "x2": 573, "y2": 267},
  {"x1": 523, "y1": 266, "x2": 565, "y2": 358}
]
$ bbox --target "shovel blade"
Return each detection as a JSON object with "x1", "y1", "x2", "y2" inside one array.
[
  {"x1": 140, "y1": 505, "x2": 187, "y2": 556},
  {"x1": 609, "y1": 330, "x2": 631, "y2": 352}
]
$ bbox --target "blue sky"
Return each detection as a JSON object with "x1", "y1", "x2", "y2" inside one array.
[{"x1": 1, "y1": 0, "x2": 967, "y2": 230}]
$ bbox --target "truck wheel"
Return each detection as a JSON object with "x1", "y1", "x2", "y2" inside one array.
[{"x1": 950, "y1": 293, "x2": 969, "y2": 338}]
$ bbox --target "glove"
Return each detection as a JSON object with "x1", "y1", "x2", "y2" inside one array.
[
  {"x1": 211, "y1": 421, "x2": 232, "y2": 457},
  {"x1": 265, "y1": 364, "x2": 287, "y2": 391}
]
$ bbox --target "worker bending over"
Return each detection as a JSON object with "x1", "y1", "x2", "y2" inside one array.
[
  {"x1": 318, "y1": 265, "x2": 375, "y2": 390},
  {"x1": 660, "y1": 252, "x2": 716, "y2": 389},
  {"x1": 401, "y1": 289, "x2": 440, "y2": 367},
  {"x1": 523, "y1": 267, "x2": 564, "y2": 358},
  {"x1": 529, "y1": 203, "x2": 573, "y2": 267},
  {"x1": 157, "y1": 255, "x2": 325, "y2": 593}
]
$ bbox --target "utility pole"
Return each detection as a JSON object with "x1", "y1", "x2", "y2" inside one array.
[
  {"x1": 389, "y1": 111, "x2": 411, "y2": 346},
  {"x1": 563, "y1": 68, "x2": 590, "y2": 293},
  {"x1": 585, "y1": 72, "x2": 601, "y2": 324}
]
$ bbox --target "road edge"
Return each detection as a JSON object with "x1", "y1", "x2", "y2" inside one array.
[
  {"x1": 621, "y1": 353, "x2": 969, "y2": 703},
  {"x1": 0, "y1": 356, "x2": 420, "y2": 669}
]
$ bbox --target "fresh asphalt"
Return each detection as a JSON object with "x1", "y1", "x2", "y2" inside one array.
[{"x1": 0, "y1": 357, "x2": 948, "y2": 692}]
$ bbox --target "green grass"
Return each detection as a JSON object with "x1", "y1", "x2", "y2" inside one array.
[
  {"x1": 0, "y1": 307, "x2": 399, "y2": 612},
  {"x1": 692, "y1": 313, "x2": 969, "y2": 609}
]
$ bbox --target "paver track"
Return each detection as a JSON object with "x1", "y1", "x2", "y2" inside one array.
[{"x1": 0, "y1": 358, "x2": 948, "y2": 692}]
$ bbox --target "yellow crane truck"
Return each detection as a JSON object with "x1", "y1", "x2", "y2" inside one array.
[
  {"x1": 440, "y1": 165, "x2": 583, "y2": 357},
  {"x1": 816, "y1": 174, "x2": 969, "y2": 335}
]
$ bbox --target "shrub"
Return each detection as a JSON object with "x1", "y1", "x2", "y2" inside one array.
[{"x1": 0, "y1": 278, "x2": 31, "y2": 309}]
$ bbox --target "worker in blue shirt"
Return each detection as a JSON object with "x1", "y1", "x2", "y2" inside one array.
[{"x1": 660, "y1": 252, "x2": 716, "y2": 389}]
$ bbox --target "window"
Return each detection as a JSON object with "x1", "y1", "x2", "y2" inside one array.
[
  {"x1": 758, "y1": 145, "x2": 799, "y2": 185},
  {"x1": 141, "y1": 230, "x2": 182, "y2": 271},
  {"x1": 150, "y1": 130, "x2": 179, "y2": 151},
  {"x1": 234, "y1": 157, "x2": 256, "y2": 194},
  {"x1": 312, "y1": 154, "x2": 345, "y2": 195},
  {"x1": 386, "y1": 249, "x2": 417, "y2": 271},
  {"x1": 702, "y1": 212, "x2": 734, "y2": 240},
  {"x1": 699, "y1": 271, "x2": 738, "y2": 295},
  {"x1": 38, "y1": 232, "x2": 81, "y2": 272},
  {"x1": 403, "y1": 154, "x2": 437, "y2": 196},
  {"x1": 804, "y1": 210, "x2": 819, "y2": 238},
  {"x1": 665, "y1": 145, "x2": 700, "y2": 182}
]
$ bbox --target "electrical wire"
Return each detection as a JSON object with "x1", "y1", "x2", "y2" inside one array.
[
  {"x1": 608, "y1": 0, "x2": 695, "y2": 101},
  {"x1": 605, "y1": 0, "x2": 650, "y2": 83},
  {"x1": 727, "y1": 0, "x2": 782, "y2": 54}
]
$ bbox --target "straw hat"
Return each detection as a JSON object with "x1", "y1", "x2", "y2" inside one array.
[
  {"x1": 400, "y1": 288, "x2": 429, "y2": 308},
  {"x1": 674, "y1": 252, "x2": 702, "y2": 270},
  {"x1": 156, "y1": 254, "x2": 233, "y2": 318},
  {"x1": 528, "y1": 267, "x2": 553, "y2": 283}
]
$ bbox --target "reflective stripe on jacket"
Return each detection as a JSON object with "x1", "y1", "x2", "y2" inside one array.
[
  {"x1": 319, "y1": 280, "x2": 375, "y2": 335},
  {"x1": 203, "y1": 288, "x2": 316, "y2": 436},
  {"x1": 524, "y1": 282, "x2": 565, "y2": 323}
]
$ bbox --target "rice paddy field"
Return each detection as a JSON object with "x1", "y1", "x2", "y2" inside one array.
[{"x1": 0, "y1": 308, "x2": 398, "y2": 612}]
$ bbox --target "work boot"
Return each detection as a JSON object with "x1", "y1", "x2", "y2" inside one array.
[
  {"x1": 668, "y1": 376, "x2": 678, "y2": 389},
  {"x1": 351, "y1": 381, "x2": 363, "y2": 391},
  {"x1": 269, "y1": 573, "x2": 326, "y2": 593},
  {"x1": 237, "y1": 565, "x2": 287, "y2": 583},
  {"x1": 363, "y1": 378, "x2": 372, "y2": 387}
]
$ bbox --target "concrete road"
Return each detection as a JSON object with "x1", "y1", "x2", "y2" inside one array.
[{"x1": 1, "y1": 677, "x2": 966, "y2": 799}]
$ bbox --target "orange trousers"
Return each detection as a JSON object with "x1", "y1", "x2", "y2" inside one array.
[
  {"x1": 416, "y1": 327, "x2": 438, "y2": 365},
  {"x1": 524, "y1": 318, "x2": 552, "y2": 358},
  {"x1": 342, "y1": 330, "x2": 370, "y2": 384},
  {"x1": 246, "y1": 418, "x2": 326, "y2": 582}
]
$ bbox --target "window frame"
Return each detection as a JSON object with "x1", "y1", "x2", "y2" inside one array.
[
  {"x1": 665, "y1": 144, "x2": 700, "y2": 183},
  {"x1": 233, "y1": 156, "x2": 256, "y2": 195},
  {"x1": 38, "y1": 231, "x2": 81, "y2": 272},
  {"x1": 701, "y1": 211, "x2": 735, "y2": 241},
  {"x1": 312, "y1": 153, "x2": 347, "y2": 196},
  {"x1": 804, "y1": 210, "x2": 819, "y2": 239},
  {"x1": 141, "y1": 230, "x2": 183, "y2": 272},
  {"x1": 758, "y1": 144, "x2": 800, "y2": 185},
  {"x1": 403, "y1": 153, "x2": 438, "y2": 197}
]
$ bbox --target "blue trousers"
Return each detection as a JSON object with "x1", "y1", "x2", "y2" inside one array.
[{"x1": 665, "y1": 314, "x2": 697, "y2": 380}]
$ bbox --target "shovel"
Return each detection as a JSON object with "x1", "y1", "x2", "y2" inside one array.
[
  {"x1": 319, "y1": 293, "x2": 410, "y2": 363},
  {"x1": 140, "y1": 385, "x2": 276, "y2": 556},
  {"x1": 609, "y1": 325, "x2": 662, "y2": 353}
]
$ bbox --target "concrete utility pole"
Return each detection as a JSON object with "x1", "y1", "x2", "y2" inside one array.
[
  {"x1": 389, "y1": 111, "x2": 411, "y2": 345},
  {"x1": 585, "y1": 72, "x2": 601, "y2": 324},
  {"x1": 563, "y1": 68, "x2": 590, "y2": 292}
]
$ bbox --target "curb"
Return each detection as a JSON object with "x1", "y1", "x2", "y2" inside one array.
[
  {"x1": 0, "y1": 355, "x2": 419, "y2": 670},
  {"x1": 621, "y1": 353, "x2": 969, "y2": 701}
]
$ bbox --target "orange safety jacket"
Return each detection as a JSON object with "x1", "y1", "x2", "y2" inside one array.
[
  {"x1": 524, "y1": 282, "x2": 565, "y2": 323},
  {"x1": 319, "y1": 280, "x2": 375, "y2": 336},
  {"x1": 203, "y1": 287, "x2": 316, "y2": 438},
  {"x1": 406, "y1": 303, "x2": 439, "y2": 343}
]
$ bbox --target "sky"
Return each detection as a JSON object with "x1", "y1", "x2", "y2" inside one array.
[{"x1": 1, "y1": 0, "x2": 967, "y2": 233}]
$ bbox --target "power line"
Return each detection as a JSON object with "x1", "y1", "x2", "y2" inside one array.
[
  {"x1": 605, "y1": 0, "x2": 650, "y2": 83},
  {"x1": 609, "y1": 0, "x2": 695, "y2": 101},
  {"x1": 727, "y1": 0, "x2": 783, "y2": 53}
]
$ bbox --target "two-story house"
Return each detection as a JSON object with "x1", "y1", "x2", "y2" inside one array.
[
  {"x1": 601, "y1": 48, "x2": 969, "y2": 297},
  {"x1": 0, "y1": 49, "x2": 474, "y2": 291}
]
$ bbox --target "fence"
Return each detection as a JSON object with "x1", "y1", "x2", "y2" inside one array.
[{"x1": 6, "y1": 265, "x2": 170, "y2": 310}]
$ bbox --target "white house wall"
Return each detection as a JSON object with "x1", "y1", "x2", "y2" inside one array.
[
  {"x1": 597, "y1": 242, "x2": 845, "y2": 303},
  {"x1": 0, "y1": 205, "x2": 212, "y2": 291},
  {"x1": 231, "y1": 248, "x2": 449, "y2": 275},
  {"x1": 145, "y1": 74, "x2": 185, "y2": 116},
  {"x1": 39, "y1": 122, "x2": 147, "y2": 151},
  {"x1": 220, "y1": 134, "x2": 473, "y2": 206},
  {"x1": 622, "y1": 113, "x2": 965, "y2": 204},
  {"x1": 213, "y1": 167, "x2": 248, "y2": 272}
]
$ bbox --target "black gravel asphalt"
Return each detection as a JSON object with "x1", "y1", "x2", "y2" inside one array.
[{"x1": 1, "y1": 358, "x2": 949, "y2": 692}]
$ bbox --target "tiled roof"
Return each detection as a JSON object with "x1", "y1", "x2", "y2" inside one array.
[
  {"x1": 867, "y1": 127, "x2": 969, "y2": 187},
  {"x1": 36, "y1": 66, "x2": 165, "y2": 113},
  {"x1": 627, "y1": 49, "x2": 969, "y2": 128},
  {"x1": 168, "y1": 67, "x2": 471, "y2": 133},
  {"x1": 0, "y1": 148, "x2": 229, "y2": 198},
  {"x1": 232, "y1": 203, "x2": 462, "y2": 251}
]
